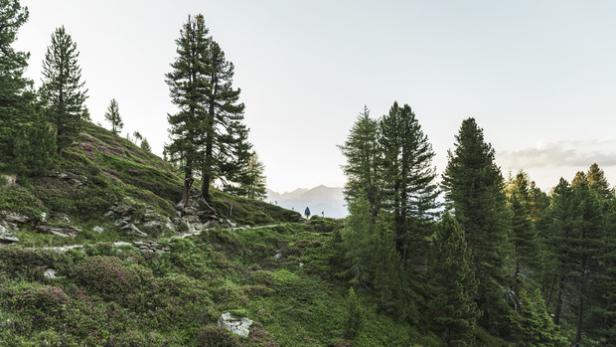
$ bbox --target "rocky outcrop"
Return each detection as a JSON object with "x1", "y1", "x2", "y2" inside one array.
[
  {"x1": 105, "y1": 198, "x2": 175, "y2": 237},
  {"x1": 132, "y1": 240, "x2": 170, "y2": 255},
  {"x1": 218, "y1": 312, "x2": 253, "y2": 338},
  {"x1": 49, "y1": 171, "x2": 88, "y2": 187}
]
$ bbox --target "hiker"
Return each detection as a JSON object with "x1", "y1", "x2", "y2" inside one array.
[{"x1": 304, "y1": 207, "x2": 311, "y2": 219}]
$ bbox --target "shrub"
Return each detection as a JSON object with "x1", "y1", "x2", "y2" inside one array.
[
  {"x1": 197, "y1": 324, "x2": 240, "y2": 347},
  {"x1": 106, "y1": 330, "x2": 167, "y2": 347},
  {"x1": 74, "y1": 256, "x2": 153, "y2": 304},
  {"x1": 344, "y1": 288, "x2": 363, "y2": 340}
]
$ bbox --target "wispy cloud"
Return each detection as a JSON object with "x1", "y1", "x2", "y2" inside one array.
[{"x1": 498, "y1": 140, "x2": 616, "y2": 169}]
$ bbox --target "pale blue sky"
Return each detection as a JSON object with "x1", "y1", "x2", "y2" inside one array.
[{"x1": 15, "y1": 1, "x2": 616, "y2": 192}]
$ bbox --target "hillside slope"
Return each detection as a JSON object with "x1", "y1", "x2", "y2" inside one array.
[
  {"x1": 0, "y1": 123, "x2": 300, "y2": 247},
  {"x1": 0, "y1": 123, "x2": 438, "y2": 346}
]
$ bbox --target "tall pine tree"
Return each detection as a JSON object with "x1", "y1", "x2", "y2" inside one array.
[
  {"x1": 40, "y1": 26, "x2": 88, "y2": 153},
  {"x1": 165, "y1": 15, "x2": 209, "y2": 207},
  {"x1": 379, "y1": 102, "x2": 439, "y2": 264},
  {"x1": 442, "y1": 118, "x2": 512, "y2": 335},
  {"x1": 199, "y1": 39, "x2": 245, "y2": 202}
]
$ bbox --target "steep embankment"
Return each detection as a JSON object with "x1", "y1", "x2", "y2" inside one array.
[{"x1": 0, "y1": 123, "x2": 436, "y2": 346}]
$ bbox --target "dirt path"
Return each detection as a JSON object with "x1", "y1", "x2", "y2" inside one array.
[{"x1": 20, "y1": 223, "x2": 286, "y2": 253}]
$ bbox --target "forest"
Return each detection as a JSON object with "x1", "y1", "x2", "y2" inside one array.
[{"x1": 0, "y1": 0, "x2": 615, "y2": 346}]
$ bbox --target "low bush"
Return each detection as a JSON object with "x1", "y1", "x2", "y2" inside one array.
[{"x1": 197, "y1": 324, "x2": 240, "y2": 347}]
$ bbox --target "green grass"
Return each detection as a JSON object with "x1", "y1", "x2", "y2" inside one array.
[{"x1": 0, "y1": 222, "x2": 428, "y2": 346}]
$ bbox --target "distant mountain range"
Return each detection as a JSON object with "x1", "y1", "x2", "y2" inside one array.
[{"x1": 267, "y1": 185, "x2": 347, "y2": 218}]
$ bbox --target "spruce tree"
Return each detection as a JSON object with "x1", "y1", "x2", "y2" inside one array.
[
  {"x1": 104, "y1": 98, "x2": 123, "y2": 134},
  {"x1": 379, "y1": 102, "x2": 439, "y2": 264},
  {"x1": 431, "y1": 213, "x2": 480, "y2": 346},
  {"x1": 40, "y1": 26, "x2": 88, "y2": 153},
  {"x1": 165, "y1": 15, "x2": 209, "y2": 206},
  {"x1": 340, "y1": 106, "x2": 381, "y2": 218},
  {"x1": 441, "y1": 118, "x2": 511, "y2": 334}
]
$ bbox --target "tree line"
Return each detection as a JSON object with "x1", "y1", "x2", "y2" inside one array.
[
  {"x1": 339, "y1": 104, "x2": 616, "y2": 346},
  {"x1": 0, "y1": 0, "x2": 266, "y2": 203}
]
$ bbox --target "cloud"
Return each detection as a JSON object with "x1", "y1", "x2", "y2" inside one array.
[{"x1": 498, "y1": 141, "x2": 616, "y2": 169}]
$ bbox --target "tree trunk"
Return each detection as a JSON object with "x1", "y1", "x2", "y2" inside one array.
[{"x1": 181, "y1": 160, "x2": 193, "y2": 207}]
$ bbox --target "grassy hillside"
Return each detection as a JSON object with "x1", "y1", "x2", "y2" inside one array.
[
  {"x1": 0, "y1": 123, "x2": 438, "y2": 346},
  {"x1": 0, "y1": 123, "x2": 300, "y2": 247}
]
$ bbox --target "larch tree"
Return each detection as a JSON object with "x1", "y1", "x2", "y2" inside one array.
[
  {"x1": 40, "y1": 26, "x2": 88, "y2": 153},
  {"x1": 104, "y1": 98, "x2": 123, "y2": 134},
  {"x1": 441, "y1": 118, "x2": 511, "y2": 335}
]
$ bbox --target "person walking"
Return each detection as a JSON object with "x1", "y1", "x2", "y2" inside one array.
[{"x1": 304, "y1": 206, "x2": 311, "y2": 219}]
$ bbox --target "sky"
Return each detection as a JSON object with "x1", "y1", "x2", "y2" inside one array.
[{"x1": 14, "y1": 0, "x2": 616, "y2": 193}]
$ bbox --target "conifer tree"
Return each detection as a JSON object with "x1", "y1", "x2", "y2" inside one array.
[
  {"x1": 140, "y1": 138, "x2": 151, "y2": 152},
  {"x1": 431, "y1": 213, "x2": 480, "y2": 346},
  {"x1": 568, "y1": 172, "x2": 603, "y2": 344},
  {"x1": 199, "y1": 39, "x2": 245, "y2": 202},
  {"x1": 344, "y1": 287, "x2": 363, "y2": 340},
  {"x1": 104, "y1": 98, "x2": 122, "y2": 134},
  {"x1": 544, "y1": 178, "x2": 576, "y2": 325},
  {"x1": 441, "y1": 118, "x2": 511, "y2": 334},
  {"x1": 165, "y1": 15, "x2": 209, "y2": 206},
  {"x1": 340, "y1": 106, "x2": 381, "y2": 218},
  {"x1": 40, "y1": 26, "x2": 88, "y2": 153},
  {"x1": 379, "y1": 102, "x2": 439, "y2": 263},
  {"x1": 0, "y1": 0, "x2": 30, "y2": 162},
  {"x1": 507, "y1": 172, "x2": 540, "y2": 283}
]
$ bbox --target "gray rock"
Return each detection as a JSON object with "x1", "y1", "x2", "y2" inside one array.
[
  {"x1": 93, "y1": 226, "x2": 105, "y2": 233},
  {"x1": 3, "y1": 212, "x2": 29, "y2": 224},
  {"x1": 218, "y1": 312, "x2": 253, "y2": 338},
  {"x1": 0, "y1": 174, "x2": 17, "y2": 186},
  {"x1": 0, "y1": 223, "x2": 19, "y2": 243},
  {"x1": 36, "y1": 225, "x2": 78, "y2": 238},
  {"x1": 43, "y1": 269, "x2": 57, "y2": 280}
]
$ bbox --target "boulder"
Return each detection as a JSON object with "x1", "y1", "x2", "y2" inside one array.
[
  {"x1": 93, "y1": 226, "x2": 105, "y2": 233},
  {"x1": 0, "y1": 223, "x2": 19, "y2": 243},
  {"x1": 43, "y1": 269, "x2": 57, "y2": 280},
  {"x1": 218, "y1": 312, "x2": 253, "y2": 338}
]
